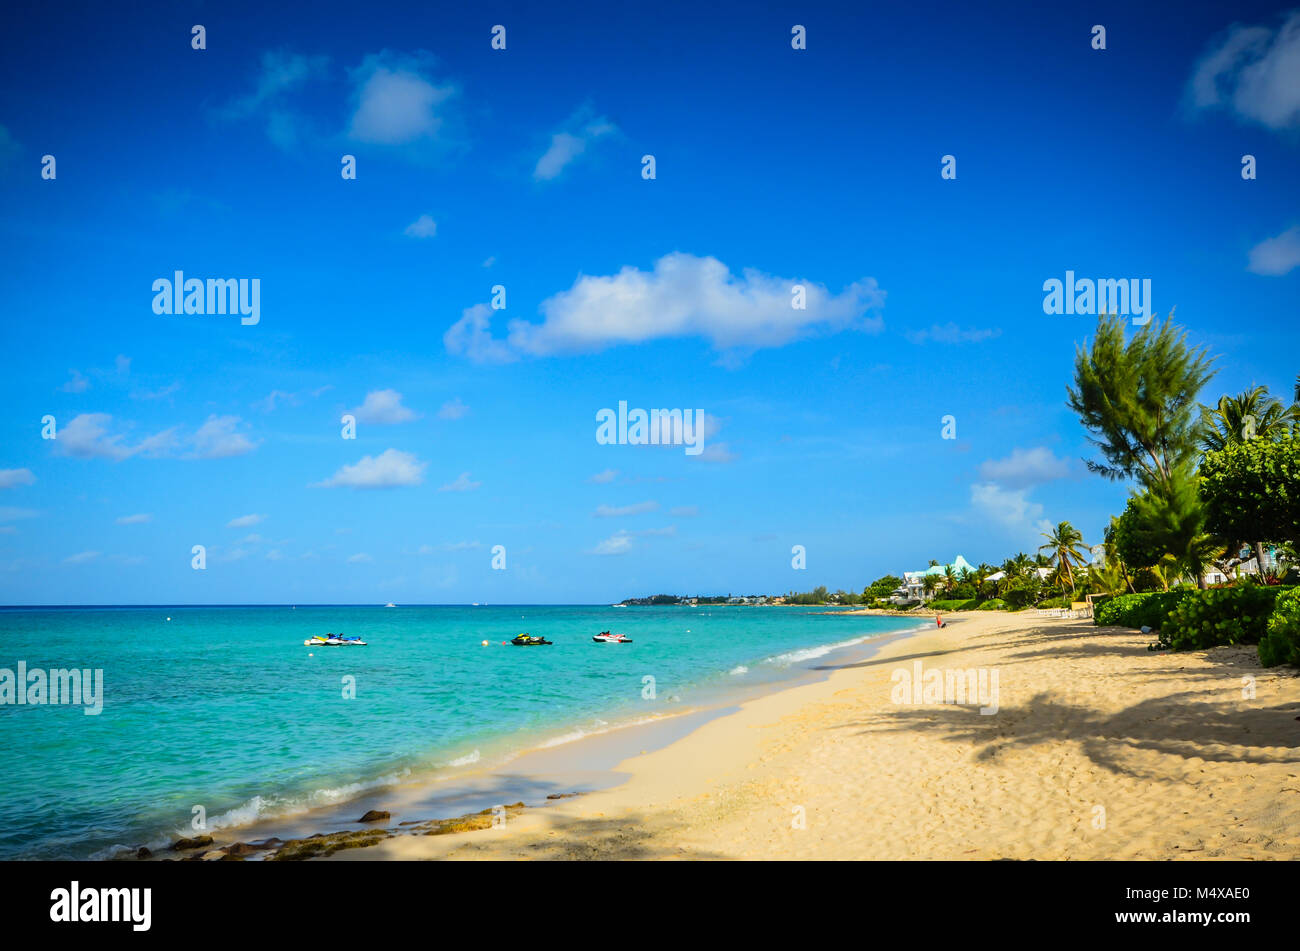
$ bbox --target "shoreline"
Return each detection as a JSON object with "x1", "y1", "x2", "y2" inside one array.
[
  {"x1": 309, "y1": 610, "x2": 1300, "y2": 860},
  {"x1": 135, "y1": 614, "x2": 930, "y2": 861}
]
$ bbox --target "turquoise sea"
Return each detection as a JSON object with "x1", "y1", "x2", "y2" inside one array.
[{"x1": 0, "y1": 604, "x2": 919, "y2": 859}]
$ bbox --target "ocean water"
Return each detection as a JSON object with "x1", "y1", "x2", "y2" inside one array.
[{"x1": 0, "y1": 604, "x2": 917, "y2": 859}]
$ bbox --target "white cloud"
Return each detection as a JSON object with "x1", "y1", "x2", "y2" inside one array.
[
  {"x1": 223, "y1": 50, "x2": 329, "y2": 118},
  {"x1": 589, "y1": 531, "x2": 633, "y2": 556},
  {"x1": 115, "y1": 513, "x2": 152, "y2": 525},
  {"x1": 314, "y1": 449, "x2": 427, "y2": 489},
  {"x1": 56, "y1": 414, "x2": 179, "y2": 461},
  {"x1": 63, "y1": 550, "x2": 101, "y2": 565},
  {"x1": 55, "y1": 412, "x2": 255, "y2": 461},
  {"x1": 1247, "y1": 225, "x2": 1300, "y2": 275},
  {"x1": 219, "y1": 50, "x2": 330, "y2": 149},
  {"x1": 438, "y1": 471, "x2": 481, "y2": 492},
  {"x1": 670, "y1": 505, "x2": 699, "y2": 517},
  {"x1": 347, "y1": 552, "x2": 373, "y2": 564},
  {"x1": 437, "y1": 397, "x2": 469, "y2": 420},
  {"x1": 351, "y1": 389, "x2": 419, "y2": 424},
  {"x1": 404, "y1": 214, "x2": 437, "y2": 238},
  {"x1": 445, "y1": 253, "x2": 884, "y2": 361},
  {"x1": 905, "y1": 323, "x2": 1002, "y2": 345},
  {"x1": 415, "y1": 540, "x2": 482, "y2": 554},
  {"x1": 977, "y1": 447, "x2": 1072, "y2": 489},
  {"x1": 227, "y1": 513, "x2": 265, "y2": 528},
  {"x1": 1187, "y1": 11, "x2": 1300, "y2": 129},
  {"x1": 132, "y1": 382, "x2": 181, "y2": 401},
  {"x1": 594, "y1": 500, "x2": 659, "y2": 518},
  {"x1": 0, "y1": 469, "x2": 35, "y2": 489},
  {"x1": 970, "y1": 482, "x2": 1052, "y2": 536},
  {"x1": 588, "y1": 468, "x2": 619, "y2": 484},
  {"x1": 348, "y1": 52, "x2": 457, "y2": 145},
  {"x1": 253, "y1": 389, "x2": 296, "y2": 413},
  {"x1": 192, "y1": 415, "x2": 257, "y2": 459},
  {"x1": 0, "y1": 507, "x2": 37, "y2": 522},
  {"x1": 443, "y1": 303, "x2": 518, "y2": 363},
  {"x1": 698, "y1": 442, "x2": 738, "y2": 463},
  {"x1": 533, "y1": 107, "x2": 617, "y2": 181},
  {"x1": 60, "y1": 369, "x2": 90, "y2": 393}
]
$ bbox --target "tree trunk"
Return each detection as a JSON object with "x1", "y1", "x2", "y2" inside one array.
[{"x1": 1254, "y1": 541, "x2": 1268, "y2": 579}]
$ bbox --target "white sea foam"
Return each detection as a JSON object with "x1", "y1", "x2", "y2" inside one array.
[
  {"x1": 762, "y1": 632, "x2": 885, "y2": 667},
  {"x1": 447, "y1": 749, "x2": 480, "y2": 767},
  {"x1": 729, "y1": 665, "x2": 749, "y2": 676}
]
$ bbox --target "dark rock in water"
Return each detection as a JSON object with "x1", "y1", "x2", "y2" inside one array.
[
  {"x1": 171, "y1": 835, "x2": 214, "y2": 851},
  {"x1": 222, "y1": 841, "x2": 264, "y2": 856},
  {"x1": 248, "y1": 837, "x2": 282, "y2": 850},
  {"x1": 137, "y1": 847, "x2": 152, "y2": 859},
  {"x1": 358, "y1": 810, "x2": 390, "y2": 823},
  {"x1": 546, "y1": 792, "x2": 580, "y2": 800}
]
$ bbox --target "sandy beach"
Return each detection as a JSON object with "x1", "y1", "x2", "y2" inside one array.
[{"x1": 320, "y1": 611, "x2": 1300, "y2": 861}]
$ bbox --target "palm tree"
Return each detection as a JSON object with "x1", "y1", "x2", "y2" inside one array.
[
  {"x1": 1089, "y1": 563, "x2": 1127, "y2": 597},
  {"x1": 1200, "y1": 385, "x2": 1298, "y2": 452},
  {"x1": 923, "y1": 573, "x2": 944, "y2": 601},
  {"x1": 1039, "y1": 521, "x2": 1088, "y2": 595}
]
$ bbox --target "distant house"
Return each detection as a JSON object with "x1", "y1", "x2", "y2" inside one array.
[{"x1": 892, "y1": 555, "x2": 976, "y2": 603}]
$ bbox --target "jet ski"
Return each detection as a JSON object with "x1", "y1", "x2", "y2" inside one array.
[
  {"x1": 511, "y1": 634, "x2": 552, "y2": 646},
  {"x1": 592, "y1": 631, "x2": 632, "y2": 643},
  {"x1": 304, "y1": 634, "x2": 368, "y2": 646}
]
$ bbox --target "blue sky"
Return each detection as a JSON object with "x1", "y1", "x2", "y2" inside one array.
[{"x1": 1, "y1": 0, "x2": 1298, "y2": 604}]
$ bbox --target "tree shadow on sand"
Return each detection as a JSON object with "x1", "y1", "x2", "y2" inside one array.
[
  {"x1": 840, "y1": 690, "x2": 1300, "y2": 781},
  {"x1": 431, "y1": 809, "x2": 731, "y2": 861}
]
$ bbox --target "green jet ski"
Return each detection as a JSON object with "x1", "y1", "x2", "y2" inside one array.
[{"x1": 510, "y1": 634, "x2": 552, "y2": 646}]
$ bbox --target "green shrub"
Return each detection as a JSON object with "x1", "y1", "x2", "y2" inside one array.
[
  {"x1": 1259, "y1": 588, "x2": 1300, "y2": 667},
  {"x1": 1094, "y1": 591, "x2": 1190, "y2": 629},
  {"x1": 1156, "y1": 583, "x2": 1293, "y2": 652},
  {"x1": 928, "y1": 598, "x2": 979, "y2": 611},
  {"x1": 977, "y1": 598, "x2": 1008, "y2": 611},
  {"x1": 1001, "y1": 587, "x2": 1038, "y2": 609},
  {"x1": 1036, "y1": 595, "x2": 1071, "y2": 609}
]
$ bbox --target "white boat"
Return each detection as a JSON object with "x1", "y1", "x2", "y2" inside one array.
[
  {"x1": 384, "y1": 602, "x2": 396, "y2": 608},
  {"x1": 592, "y1": 631, "x2": 632, "y2": 644}
]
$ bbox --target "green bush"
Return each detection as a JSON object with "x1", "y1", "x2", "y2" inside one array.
[
  {"x1": 977, "y1": 598, "x2": 1009, "y2": 611},
  {"x1": 1001, "y1": 586, "x2": 1038, "y2": 609},
  {"x1": 1094, "y1": 591, "x2": 1190, "y2": 629},
  {"x1": 1156, "y1": 583, "x2": 1293, "y2": 652},
  {"x1": 1036, "y1": 595, "x2": 1071, "y2": 609},
  {"x1": 1259, "y1": 588, "x2": 1300, "y2": 668},
  {"x1": 929, "y1": 598, "x2": 979, "y2": 611}
]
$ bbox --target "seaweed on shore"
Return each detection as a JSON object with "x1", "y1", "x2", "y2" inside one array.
[
  {"x1": 412, "y1": 801, "x2": 527, "y2": 836},
  {"x1": 270, "y1": 829, "x2": 392, "y2": 861},
  {"x1": 266, "y1": 800, "x2": 535, "y2": 859}
]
